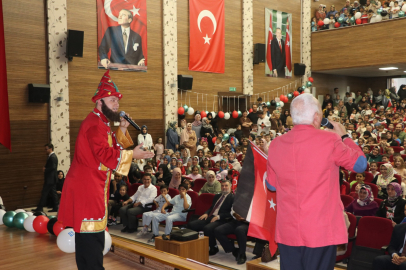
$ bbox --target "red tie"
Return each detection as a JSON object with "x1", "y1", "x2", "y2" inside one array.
[
  {"x1": 279, "y1": 40, "x2": 282, "y2": 51},
  {"x1": 208, "y1": 195, "x2": 225, "y2": 217}
]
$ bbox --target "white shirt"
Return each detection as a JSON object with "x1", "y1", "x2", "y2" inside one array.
[
  {"x1": 392, "y1": 6, "x2": 400, "y2": 18},
  {"x1": 130, "y1": 184, "x2": 157, "y2": 207},
  {"x1": 169, "y1": 194, "x2": 191, "y2": 217},
  {"x1": 137, "y1": 133, "x2": 153, "y2": 150},
  {"x1": 121, "y1": 26, "x2": 130, "y2": 53},
  {"x1": 257, "y1": 116, "x2": 271, "y2": 136}
]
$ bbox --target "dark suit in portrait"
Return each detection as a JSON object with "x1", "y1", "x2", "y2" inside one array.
[
  {"x1": 36, "y1": 152, "x2": 59, "y2": 211},
  {"x1": 99, "y1": 26, "x2": 144, "y2": 66},
  {"x1": 271, "y1": 38, "x2": 286, "y2": 78}
]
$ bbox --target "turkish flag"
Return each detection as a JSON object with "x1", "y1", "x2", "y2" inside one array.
[
  {"x1": 285, "y1": 18, "x2": 292, "y2": 72},
  {"x1": 248, "y1": 143, "x2": 278, "y2": 255},
  {"x1": 0, "y1": 1, "x2": 11, "y2": 152},
  {"x1": 266, "y1": 13, "x2": 273, "y2": 72},
  {"x1": 189, "y1": 0, "x2": 225, "y2": 73},
  {"x1": 97, "y1": 0, "x2": 147, "y2": 65}
]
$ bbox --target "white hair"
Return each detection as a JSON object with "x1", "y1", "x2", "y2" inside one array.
[{"x1": 290, "y1": 93, "x2": 321, "y2": 125}]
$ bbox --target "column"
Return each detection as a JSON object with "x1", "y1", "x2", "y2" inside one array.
[
  {"x1": 301, "y1": 0, "x2": 312, "y2": 81},
  {"x1": 242, "y1": 0, "x2": 253, "y2": 96}
]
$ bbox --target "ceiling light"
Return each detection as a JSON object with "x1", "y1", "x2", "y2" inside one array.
[{"x1": 379, "y1": 67, "x2": 398, "y2": 70}]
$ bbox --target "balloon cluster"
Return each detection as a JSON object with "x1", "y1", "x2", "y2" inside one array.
[{"x1": 0, "y1": 209, "x2": 112, "y2": 255}]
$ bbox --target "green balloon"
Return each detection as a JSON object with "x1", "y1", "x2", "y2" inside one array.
[
  {"x1": 222, "y1": 134, "x2": 230, "y2": 141},
  {"x1": 48, "y1": 215, "x2": 56, "y2": 220},
  {"x1": 266, "y1": 101, "x2": 271, "y2": 107},
  {"x1": 3, "y1": 211, "x2": 16, "y2": 228},
  {"x1": 399, "y1": 11, "x2": 405, "y2": 17},
  {"x1": 276, "y1": 102, "x2": 280, "y2": 107},
  {"x1": 238, "y1": 110, "x2": 242, "y2": 117},
  {"x1": 183, "y1": 105, "x2": 189, "y2": 113},
  {"x1": 337, "y1": 17, "x2": 344, "y2": 23},
  {"x1": 350, "y1": 17, "x2": 355, "y2": 23},
  {"x1": 306, "y1": 81, "x2": 312, "y2": 87},
  {"x1": 287, "y1": 93, "x2": 293, "y2": 99},
  {"x1": 302, "y1": 85, "x2": 306, "y2": 90},
  {"x1": 13, "y1": 212, "x2": 29, "y2": 229},
  {"x1": 377, "y1": 8, "x2": 382, "y2": 14}
]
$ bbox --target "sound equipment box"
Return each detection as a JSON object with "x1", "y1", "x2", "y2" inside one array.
[
  {"x1": 253, "y1": 43, "x2": 265, "y2": 64},
  {"x1": 67, "y1": 30, "x2": 84, "y2": 60},
  {"x1": 294, "y1": 63, "x2": 306, "y2": 76},
  {"x1": 28, "y1": 84, "x2": 50, "y2": 103},
  {"x1": 178, "y1": 75, "x2": 193, "y2": 90}
]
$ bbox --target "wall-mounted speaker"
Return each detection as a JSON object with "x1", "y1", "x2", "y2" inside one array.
[
  {"x1": 178, "y1": 75, "x2": 193, "y2": 90},
  {"x1": 294, "y1": 63, "x2": 306, "y2": 76},
  {"x1": 253, "y1": 43, "x2": 265, "y2": 64},
  {"x1": 67, "y1": 30, "x2": 84, "y2": 60},
  {"x1": 28, "y1": 84, "x2": 50, "y2": 103}
]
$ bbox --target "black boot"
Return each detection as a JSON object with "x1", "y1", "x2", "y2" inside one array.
[
  {"x1": 237, "y1": 253, "x2": 247, "y2": 265},
  {"x1": 209, "y1": 246, "x2": 219, "y2": 256}
]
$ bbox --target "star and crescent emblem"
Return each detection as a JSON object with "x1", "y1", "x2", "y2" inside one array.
[
  {"x1": 197, "y1": 10, "x2": 217, "y2": 45},
  {"x1": 104, "y1": 0, "x2": 141, "y2": 22}
]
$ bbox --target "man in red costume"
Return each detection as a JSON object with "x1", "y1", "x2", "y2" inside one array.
[{"x1": 58, "y1": 70, "x2": 154, "y2": 269}]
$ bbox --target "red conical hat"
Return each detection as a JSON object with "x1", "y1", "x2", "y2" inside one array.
[{"x1": 92, "y1": 70, "x2": 123, "y2": 103}]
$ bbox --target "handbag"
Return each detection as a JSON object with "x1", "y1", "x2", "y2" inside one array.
[{"x1": 261, "y1": 244, "x2": 273, "y2": 263}]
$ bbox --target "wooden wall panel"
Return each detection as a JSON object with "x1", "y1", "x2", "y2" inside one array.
[
  {"x1": 0, "y1": 1, "x2": 49, "y2": 210},
  {"x1": 312, "y1": 19, "x2": 406, "y2": 71}
]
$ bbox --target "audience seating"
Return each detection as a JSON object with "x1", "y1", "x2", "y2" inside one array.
[
  {"x1": 209, "y1": 168, "x2": 219, "y2": 172},
  {"x1": 394, "y1": 174, "x2": 402, "y2": 184},
  {"x1": 389, "y1": 154, "x2": 406, "y2": 162},
  {"x1": 187, "y1": 193, "x2": 215, "y2": 223},
  {"x1": 168, "y1": 188, "x2": 179, "y2": 199},
  {"x1": 128, "y1": 183, "x2": 142, "y2": 197},
  {"x1": 391, "y1": 146, "x2": 403, "y2": 153},
  {"x1": 347, "y1": 217, "x2": 394, "y2": 270},
  {"x1": 348, "y1": 171, "x2": 373, "y2": 183},
  {"x1": 341, "y1": 195, "x2": 354, "y2": 208},
  {"x1": 336, "y1": 212, "x2": 357, "y2": 263},
  {"x1": 341, "y1": 181, "x2": 350, "y2": 195},
  {"x1": 192, "y1": 179, "x2": 207, "y2": 193}
]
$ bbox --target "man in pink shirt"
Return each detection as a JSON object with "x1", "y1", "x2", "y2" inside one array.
[{"x1": 267, "y1": 93, "x2": 366, "y2": 270}]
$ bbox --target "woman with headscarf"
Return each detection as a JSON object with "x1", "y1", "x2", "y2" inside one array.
[
  {"x1": 200, "y1": 117, "x2": 215, "y2": 151},
  {"x1": 345, "y1": 185, "x2": 379, "y2": 216},
  {"x1": 166, "y1": 121, "x2": 179, "y2": 152},
  {"x1": 207, "y1": 113, "x2": 218, "y2": 135},
  {"x1": 177, "y1": 119, "x2": 187, "y2": 138},
  {"x1": 279, "y1": 110, "x2": 290, "y2": 127},
  {"x1": 376, "y1": 182, "x2": 406, "y2": 226},
  {"x1": 366, "y1": 146, "x2": 382, "y2": 163},
  {"x1": 315, "y1": 4, "x2": 326, "y2": 30},
  {"x1": 169, "y1": 167, "x2": 184, "y2": 189},
  {"x1": 198, "y1": 170, "x2": 221, "y2": 195},
  {"x1": 186, "y1": 156, "x2": 202, "y2": 174},
  {"x1": 218, "y1": 159, "x2": 230, "y2": 174},
  {"x1": 180, "y1": 123, "x2": 197, "y2": 157},
  {"x1": 156, "y1": 164, "x2": 172, "y2": 186},
  {"x1": 192, "y1": 114, "x2": 202, "y2": 146},
  {"x1": 372, "y1": 163, "x2": 398, "y2": 199},
  {"x1": 169, "y1": 157, "x2": 178, "y2": 173},
  {"x1": 56, "y1": 170, "x2": 65, "y2": 198},
  {"x1": 138, "y1": 125, "x2": 153, "y2": 151}
]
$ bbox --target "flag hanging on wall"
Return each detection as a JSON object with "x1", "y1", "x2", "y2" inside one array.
[
  {"x1": 266, "y1": 12, "x2": 273, "y2": 72},
  {"x1": 233, "y1": 143, "x2": 277, "y2": 255},
  {"x1": 0, "y1": 0, "x2": 11, "y2": 151},
  {"x1": 189, "y1": 0, "x2": 225, "y2": 73},
  {"x1": 285, "y1": 18, "x2": 292, "y2": 72}
]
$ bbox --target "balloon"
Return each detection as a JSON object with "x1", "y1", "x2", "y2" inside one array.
[
  {"x1": 47, "y1": 218, "x2": 58, "y2": 235},
  {"x1": 375, "y1": 15, "x2": 382, "y2": 22},
  {"x1": 380, "y1": 10, "x2": 388, "y2": 17},
  {"x1": 279, "y1": 101, "x2": 284, "y2": 107},
  {"x1": 53, "y1": 221, "x2": 66, "y2": 236},
  {"x1": 304, "y1": 88, "x2": 311, "y2": 93},
  {"x1": 187, "y1": 107, "x2": 194, "y2": 115},
  {"x1": 13, "y1": 212, "x2": 29, "y2": 230},
  {"x1": 293, "y1": 91, "x2": 299, "y2": 97},
  {"x1": 337, "y1": 17, "x2": 344, "y2": 23},
  {"x1": 183, "y1": 105, "x2": 189, "y2": 113},
  {"x1": 354, "y1": 12, "x2": 361, "y2": 19},
  {"x1": 377, "y1": 8, "x2": 382, "y2": 14},
  {"x1": 195, "y1": 110, "x2": 200, "y2": 116},
  {"x1": 33, "y1": 215, "x2": 49, "y2": 234},
  {"x1": 248, "y1": 108, "x2": 253, "y2": 113},
  {"x1": 3, "y1": 211, "x2": 16, "y2": 228},
  {"x1": 334, "y1": 22, "x2": 340, "y2": 28},
  {"x1": 350, "y1": 17, "x2": 355, "y2": 23},
  {"x1": 26, "y1": 212, "x2": 33, "y2": 216},
  {"x1": 306, "y1": 81, "x2": 312, "y2": 87},
  {"x1": 270, "y1": 100, "x2": 276, "y2": 106},
  {"x1": 177, "y1": 107, "x2": 184, "y2": 115},
  {"x1": 403, "y1": 5, "x2": 406, "y2": 12},
  {"x1": 103, "y1": 231, "x2": 112, "y2": 256},
  {"x1": 0, "y1": 209, "x2": 6, "y2": 225},
  {"x1": 302, "y1": 85, "x2": 306, "y2": 90},
  {"x1": 238, "y1": 110, "x2": 242, "y2": 117},
  {"x1": 308, "y1": 77, "x2": 314, "y2": 83},
  {"x1": 275, "y1": 102, "x2": 280, "y2": 107},
  {"x1": 355, "y1": 18, "x2": 361, "y2": 25},
  {"x1": 399, "y1": 11, "x2": 405, "y2": 17},
  {"x1": 298, "y1": 88, "x2": 304, "y2": 94},
  {"x1": 280, "y1": 94, "x2": 285, "y2": 101},
  {"x1": 200, "y1": 111, "x2": 207, "y2": 118},
  {"x1": 205, "y1": 110, "x2": 209, "y2": 115},
  {"x1": 212, "y1": 137, "x2": 217, "y2": 144},
  {"x1": 210, "y1": 111, "x2": 216, "y2": 118},
  {"x1": 323, "y1": 18, "x2": 330, "y2": 25},
  {"x1": 223, "y1": 134, "x2": 230, "y2": 141},
  {"x1": 224, "y1": 112, "x2": 230, "y2": 120},
  {"x1": 317, "y1": 20, "x2": 324, "y2": 27},
  {"x1": 287, "y1": 93, "x2": 293, "y2": 99},
  {"x1": 23, "y1": 215, "x2": 37, "y2": 232},
  {"x1": 15, "y1": 209, "x2": 25, "y2": 213},
  {"x1": 232, "y1": 111, "x2": 239, "y2": 118},
  {"x1": 218, "y1": 111, "x2": 224, "y2": 118},
  {"x1": 48, "y1": 215, "x2": 56, "y2": 220},
  {"x1": 266, "y1": 101, "x2": 271, "y2": 107},
  {"x1": 57, "y1": 228, "x2": 76, "y2": 253}
]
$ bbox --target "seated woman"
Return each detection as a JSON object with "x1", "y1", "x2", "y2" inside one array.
[
  {"x1": 185, "y1": 156, "x2": 202, "y2": 175},
  {"x1": 199, "y1": 170, "x2": 221, "y2": 195},
  {"x1": 156, "y1": 164, "x2": 172, "y2": 186},
  {"x1": 150, "y1": 183, "x2": 191, "y2": 242},
  {"x1": 372, "y1": 163, "x2": 398, "y2": 199},
  {"x1": 169, "y1": 157, "x2": 178, "y2": 173},
  {"x1": 169, "y1": 167, "x2": 185, "y2": 189},
  {"x1": 218, "y1": 159, "x2": 230, "y2": 175},
  {"x1": 366, "y1": 146, "x2": 382, "y2": 163},
  {"x1": 376, "y1": 182, "x2": 406, "y2": 226},
  {"x1": 345, "y1": 185, "x2": 379, "y2": 216}
]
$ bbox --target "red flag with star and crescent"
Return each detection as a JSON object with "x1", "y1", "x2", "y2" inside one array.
[
  {"x1": 266, "y1": 12, "x2": 273, "y2": 72},
  {"x1": 248, "y1": 142, "x2": 278, "y2": 255},
  {"x1": 285, "y1": 18, "x2": 292, "y2": 72},
  {"x1": 97, "y1": 0, "x2": 147, "y2": 66},
  {"x1": 189, "y1": 0, "x2": 225, "y2": 73}
]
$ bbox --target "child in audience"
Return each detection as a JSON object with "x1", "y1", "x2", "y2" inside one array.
[
  {"x1": 154, "y1": 138, "x2": 164, "y2": 162},
  {"x1": 183, "y1": 179, "x2": 193, "y2": 191},
  {"x1": 176, "y1": 159, "x2": 186, "y2": 175},
  {"x1": 350, "y1": 172, "x2": 365, "y2": 189},
  {"x1": 214, "y1": 137, "x2": 222, "y2": 152},
  {"x1": 328, "y1": 14, "x2": 335, "y2": 29},
  {"x1": 393, "y1": 132, "x2": 401, "y2": 145},
  {"x1": 139, "y1": 185, "x2": 171, "y2": 237},
  {"x1": 360, "y1": 8, "x2": 368, "y2": 23},
  {"x1": 386, "y1": 147, "x2": 395, "y2": 156},
  {"x1": 144, "y1": 166, "x2": 157, "y2": 185},
  {"x1": 108, "y1": 185, "x2": 130, "y2": 226},
  {"x1": 202, "y1": 159, "x2": 211, "y2": 170},
  {"x1": 362, "y1": 145, "x2": 370, "y2": 156},
  {"x1": 214, "y1": 161, "x2": 220, "y2": 169},
  {"x1": 401, "y1": 140, "x2": 406, "y2": 154},
  {"x1": 202, "y1": 168, "x2": 208, "y2": 178},
  {"x1": 381, "y1": 154, "x2": 390, "y2": 164},
  {"x1": 186, "y1": 165, "x2": 203, "y2": 181},
  {"x1": 352, "y1": 132, "x2": 359, "y2": 144},
  {"x1": 382, "y1": 2, "x2": 390, "y2": 20},
  {"x1": 311, "y1": 17, "x2": 317, "y2": 32}
]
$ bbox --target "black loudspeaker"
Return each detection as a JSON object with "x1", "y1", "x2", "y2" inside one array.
[
  {"x1": 28, "y1": 84, "x2": 50, "y2": 103},
  {"x1": 253, "y1": 43, "x2": 265, "y2": 64},
  {"x1": 294, "y1": 63, "x2": 306, "y2": 76},
  {"x1": 67, "y1": 30, "x2": 84, "y2": 60},
  {"x1": 178, "y1": 75, "x2": 193, "y2": 90}
]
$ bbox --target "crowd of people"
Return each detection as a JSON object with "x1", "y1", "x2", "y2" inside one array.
[{"x1": 312, "y1": 0, "x2": 406, "y2": 31}]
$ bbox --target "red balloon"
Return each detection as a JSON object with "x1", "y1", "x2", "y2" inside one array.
[
  {"x1": 53, "y1": 221, "x2": 65, "y2": 236},
  {"x1": 293, "y1": 91, "x2": 299, "y2": 97},
  {"x1": 308, "y1": 77, "x2": 314, "y2": 83},
  {"x1": 218, "y1": 111, "x2": 225, "y2": 118},
  {"x1": 33, "y1": 216, "x2": 49, "y2": 234},
  {"x1": 178, "y1": 107, "x2": 184, "y2": 115},
  {"x1": 355, "y1": 18, "x2": 361, "y2": 25},
  {"x1": 200, "y1": 111, "x2": 207, "y2": 118},
  {"x1": 280, "y1": 95, "x2": 285, "y2": 101},
  {"x1": 334, "y1": 22, "x2": 340, "y2": 28},
  {"x1": 284, "y1": 96, "x2": 289, "y2": 103},
  {"x1": 249, "y1": 108, "x2": 253, "y2": 113},
  {"x1": 317, "y1": 20, "x2": 324, "y2": 27},
  {"x1": 232, "y1": 111, "x2": 239, "y2": 118},
  {"x1": 212, "y1": 137, "x2": 217, "y2": 143}
]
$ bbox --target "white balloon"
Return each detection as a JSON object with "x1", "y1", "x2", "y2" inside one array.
[
  {"x1": 23, "y1": 215, "x2": 36, "y2": 232},
  {"x1": 0, "y1": 209, "x2": 6, "y2": 225},
  {"x1": 210, "y1": 111, "x2": 216, "y2": 118},
  {"x1": 187, "y1": 107, "x2": 194, "y2": 115},
  {"x1": 304, "y1": 88, "x2": 311, "y2": 93},
  {"x1": 15, "y1": 209, "x2": 25, "y2": 213},
  {"x1": 103, "y1": 231, "x2": 112, "y2": 256},
  {"x1": 323, "y1": 18, "x2": 330, "y2": 25},
  {"x1": 57, "y1": 228, "x2": 76, "y2": 253},
  {"x1": 279, "y1": 101, "x2": 285, "y2": 107},
  {"x1": 354, "y1": 12, "x2": 361, "y2": 19},
  {"x1": 26, "y1": 212, "x2": 33, "y2": 216},
  {"x1": 402, "y1": 4, "x2": 406, "y2": 12},
  {"x1": 375, "y1": 15, "x2": 382, "y2": 22},
  {"x1": 224, "y1": 113, "x2": 230, "y2": 120}
]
